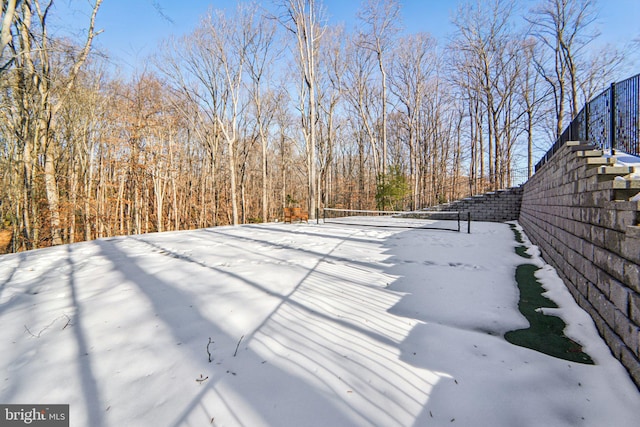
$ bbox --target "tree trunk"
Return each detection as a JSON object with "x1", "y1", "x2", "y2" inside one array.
[
  {"x1": 43, "y1": 138, "x2": 63, "y2": 245},
  {"x1": 228, "y1": 137, "x2": 239, "y2": 225}
]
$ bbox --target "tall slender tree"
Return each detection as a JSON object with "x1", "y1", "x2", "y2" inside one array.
[
  {"x1": 528, "y1": 0, "x2": 599, "y2": 137},
  {"x1": 279, "y1": 0, "x2": 324, "y2": 219},
  {"x1": 1, "y1": 0, "x2": 102, "y2": 247},
  {"x1": 357, "y1": 0, "x2": 401, "y2": 175},
  {"x1": 245, "y1": 6, "x2": 280, "y2": 223},
  {"x1": 389, "y1": 32, "x2": 436, "y2": 209}
]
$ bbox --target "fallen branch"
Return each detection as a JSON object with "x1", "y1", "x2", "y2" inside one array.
[{"x1": 234, "y1": 335, "x2": 244, "y2": 357}]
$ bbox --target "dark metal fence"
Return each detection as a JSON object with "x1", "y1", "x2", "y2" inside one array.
[{"x1": 536, "y1": 73, "x2": 640, "y2": 171}]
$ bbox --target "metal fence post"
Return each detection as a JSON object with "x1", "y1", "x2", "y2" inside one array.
[
  {"x1": 610, "y1": 82, "x2": 616, "y2": 153},
  {"x1": 584, "y1": 101, "x2": 590, "y2": 142}
]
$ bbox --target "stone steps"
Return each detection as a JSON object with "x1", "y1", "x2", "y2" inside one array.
[
  {"x1": 571, "y1": 142, "x2": 640, "y2": 221},
  {"x1": 423, "y1": 186, "x2": 523, "y2": 222}
]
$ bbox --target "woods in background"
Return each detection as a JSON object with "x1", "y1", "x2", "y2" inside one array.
[{"x1": 0, "y1": 0, "x2": 625, "y2": 252}]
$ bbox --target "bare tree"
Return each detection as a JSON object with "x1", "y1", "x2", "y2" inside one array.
[
  {"x1": 317, "y1": 25, "x2": 345, "y2": 209},
  {"x1": 528, "y1": 0, "x2": 600, "y2": 137},
  {"x1": 447, "y1": 41, "x2": 485, "y2": 193},
  {"x1": 279, "y1": 0, "x2": 325, "y2": 220},
  {"x1": 357, "y1": 0, "x2": 401, "y2": 175},
  {"x1": 343, "y1": 35, "x2": 380, "y2": 177},
  {"x1": 451, "y1": 0, "x2": 519, "y2": 189},
  {"x1": 245, "y1": 6, "x2": 280, "y2": 223},
  {"x1": 57, "y1": 64, "x2": 108, "y2": 242},
  {"x1": 517, "y1": 37, "x2": 551, "y2": 177},
  {"x1": 1, "y1": 0, "x2": 102, "y2": 247},
  {"x1": 157, "y1": 32, "x2": 224, "y2": 227},
  {"x1": 577, "y1": 45, "x2": 623, "y2": 101},
  {"x1": 389, "y1": 32, "x2": 436, "y2": 209},
  {"x1": 207, "y1": 8, "x2": 253, "y2": 226},
  {"x1": 161, "y1": 6, "x2": 259, "y2": 226},
  {"x1": 0, "y1": 0, "x2": 18, "y2": 69}
]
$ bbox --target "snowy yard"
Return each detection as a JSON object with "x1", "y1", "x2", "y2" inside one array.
[{"x1": 0, "y1": 221, "x2": 638, "y2": 426}]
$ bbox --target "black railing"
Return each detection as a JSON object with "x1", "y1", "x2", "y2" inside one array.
[{"x1": 536, "y1": 73, "x2": 640, "y2": 171}]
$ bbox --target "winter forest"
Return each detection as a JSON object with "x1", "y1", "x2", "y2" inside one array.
[{"x1": 0, "y1": 0, "x2": 631, "y2": 252}]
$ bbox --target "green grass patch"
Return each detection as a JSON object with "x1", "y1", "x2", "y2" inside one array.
[{"x1": 505, "y1": 264, "x2": 594, "y2": 364}]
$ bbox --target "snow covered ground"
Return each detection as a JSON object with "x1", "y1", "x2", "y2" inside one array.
[{"x1": 0, "y1": 221, "x2": 638, "y2": 426}]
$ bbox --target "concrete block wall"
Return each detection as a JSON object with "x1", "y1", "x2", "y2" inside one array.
[
  {"x1": 426, "y1": 186, "x2": 523, "y2": 222},
  {"x1": 519, "y1": 141, "x2": 640, "y2": 388}
]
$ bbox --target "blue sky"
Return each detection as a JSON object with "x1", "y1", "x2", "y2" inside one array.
[
  {"x1": 86, "y1": 0, "x2": 460, "y2": 71},
  {"x1": 54, "y1": 0, "x2": 639, "y2": 76}
]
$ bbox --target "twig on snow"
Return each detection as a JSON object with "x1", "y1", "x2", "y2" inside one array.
[
  {"x1": 62, "y1": 314, "x2": 72, "y2": 329},
  {"x1": 207, "y1": 337, "x2": 214, "y2": 363},
  {"x1": 24, "y1": 314, "x2": 72, "y2": 338},
  {"x1": 234, "y1": 335, "x2": 244, "y2": 357},
  {"x1": 24, "y1": 325, "x2": 39, "y2": 338}
]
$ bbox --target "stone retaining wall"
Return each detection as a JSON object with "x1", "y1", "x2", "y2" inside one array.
[{"x1": 519, "y1": 141, "x2": 640, "y2": 388}]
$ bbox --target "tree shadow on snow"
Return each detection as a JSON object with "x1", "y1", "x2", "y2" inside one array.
[
  {"x1": 66, "y1": 245, "x2": 107, "y2": 427},
  {"x1": 94, "y1": 237, "x2": 395, "y2": 426}
]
